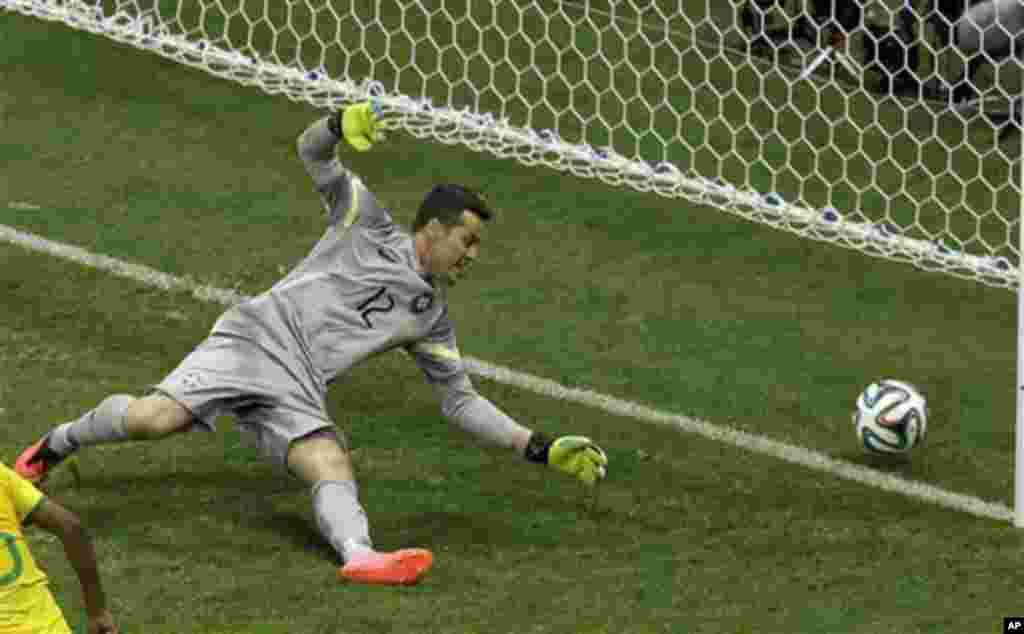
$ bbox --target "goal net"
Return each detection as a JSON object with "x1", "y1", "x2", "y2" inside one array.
[{"x1": 1, "y1": 0, "x2": 1019, "y2": 288}]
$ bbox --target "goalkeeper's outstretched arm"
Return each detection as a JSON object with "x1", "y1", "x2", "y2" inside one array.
[
  {"x1": 296, "y1": 103, "x2": 389, "y2": 228},
  {"x1": 296, "y1": 101, "x2": 382, "y2": 171},
  {"x1": 438, "y1": 375, "x2": 608, "y2": 486},
  {"x1": 439, "y1": 374, "x2": 533, "y2": 453},
  {"x1": 296, "y1": 116, "x2": 353, "y2": 224}
]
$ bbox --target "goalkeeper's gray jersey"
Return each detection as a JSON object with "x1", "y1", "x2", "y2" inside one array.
[{"x1": 210, "y1": 118, "x2": 461, "y2": 405}]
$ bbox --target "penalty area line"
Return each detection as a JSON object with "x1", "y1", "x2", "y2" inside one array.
[{"x1": 0, "y1": 220, "x2": 1013, "y2": 523}]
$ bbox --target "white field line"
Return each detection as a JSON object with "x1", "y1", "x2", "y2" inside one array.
[{"x1": 0, "y1": 220, "x2": 1014, "y2": 523}]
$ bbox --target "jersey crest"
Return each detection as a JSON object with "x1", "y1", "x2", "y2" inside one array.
[{"x1": 411, "y1": 292, "x2": 434, "y2": 314}]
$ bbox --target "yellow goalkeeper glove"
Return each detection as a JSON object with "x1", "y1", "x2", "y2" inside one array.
[
  {"x1": 525, "y1": 433, "x2": 608, "y2": 486},
  {"x1": 332, "y1": 101, "x2": 384, "y2": 152}
]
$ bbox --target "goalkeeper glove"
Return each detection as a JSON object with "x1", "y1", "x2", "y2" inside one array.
[
  {"x1": 329, "y1": 101, "x2": 384, "y2": 152},
  {"x1": 525, "y1": 433, "x2": 608, "y2": 486}
]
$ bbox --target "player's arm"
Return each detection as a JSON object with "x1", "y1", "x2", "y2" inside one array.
[
  {"x1": 407, "y1": 317, "x2": 608, "y2": 485},
  {"x1": 406, "y1": 313, "x2": 527, "y2": 451},
  {"x1": 436, "y1": 375, "x2": 607, "y2": 485},
  {"x1": 296, "y1": 102, "x2": 389, "y2": 228},
  {"x1": 28, "y1": 500, "x2": 117, "y2": 634},
  {"x1": 436, "y1": 373, "x2": 532, "y2": 453}
]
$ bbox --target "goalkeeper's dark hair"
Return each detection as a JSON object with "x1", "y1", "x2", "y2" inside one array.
[{"x1": 412, "y1": 184, "x2": 493, "y2": 233}]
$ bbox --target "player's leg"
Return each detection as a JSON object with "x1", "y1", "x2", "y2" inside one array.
[
  {"x1": 55, "y1": 394, "x2": 193, "y2": 446},
  {"x1": 280, "y1": 427, "x2": 433, "y2": 585},
  {"x1": 17, "y1": 394, "x2": 193, "y2": 483},
  {"x1": 16, "y1": 334, "x2": 260, "y2": 484},
  {"x1": 285, "y1": 430, "x2": 367, "y2": 556}
]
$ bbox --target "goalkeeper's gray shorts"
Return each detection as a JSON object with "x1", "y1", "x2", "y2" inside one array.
[{"x1": 151, "y1": 334, "x2": 343, "y2": 467}]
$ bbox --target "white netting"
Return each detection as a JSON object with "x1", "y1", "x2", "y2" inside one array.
[{"x1": 2, "y1": 0, "x2": 1019, "y2": 288}]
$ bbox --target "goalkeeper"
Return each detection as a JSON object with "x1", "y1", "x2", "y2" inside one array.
[{"x1": 16, "y1": 102, "x2": 608, "y2": 586}]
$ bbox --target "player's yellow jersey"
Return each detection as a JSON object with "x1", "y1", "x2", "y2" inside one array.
[{"x1": 0, "y1": 463, "x2": 71, "y2": 634}]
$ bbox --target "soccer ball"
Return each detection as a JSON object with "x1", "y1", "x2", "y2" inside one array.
[{"x1": 853, "y1": 379, "x2": 928, "y2": 454}]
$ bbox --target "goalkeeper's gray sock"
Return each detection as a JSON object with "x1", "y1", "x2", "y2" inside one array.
[
  {"x1": 48, "y1": 395, "x2": 133, "y2": 457},
  {"x1": 312, "y1": 479, "x2": 374, "y2": 563}
]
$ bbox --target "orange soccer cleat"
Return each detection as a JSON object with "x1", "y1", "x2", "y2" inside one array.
[
  {"x1": 338, "y1": 548, "x2": 434, "y2": 585},
  {"x1": 15, "y1": 436, "x2": 63, "y2": 485}
]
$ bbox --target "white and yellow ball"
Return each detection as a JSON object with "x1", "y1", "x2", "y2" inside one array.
[{"x1": 853, "y1": 380, "x2": 928, "y2": 454}]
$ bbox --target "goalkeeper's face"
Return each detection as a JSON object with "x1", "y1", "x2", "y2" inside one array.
[{"x1": 425, "y1": 210, "x2": 483, "y2": 286}]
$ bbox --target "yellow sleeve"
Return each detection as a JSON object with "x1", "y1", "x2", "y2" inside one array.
[{"x1": 0, "y1": 464, "x2": 45, "y2": 523}]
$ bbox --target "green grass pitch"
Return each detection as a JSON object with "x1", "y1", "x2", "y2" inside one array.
[{"x1": 0, "y1": 6, "x2": 1021, "y2": 633}]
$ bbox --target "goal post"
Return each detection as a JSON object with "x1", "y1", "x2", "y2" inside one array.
[
  {"x1": 3, "y1": 0, "x2": 1023, "y2": 514},
  {"x1": 1018, "y1": 116, "x2": 1024, "y2": 527}
]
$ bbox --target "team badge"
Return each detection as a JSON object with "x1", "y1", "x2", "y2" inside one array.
[{"x1": 411, "y1": 292, "x2": 434, "y2": 314}]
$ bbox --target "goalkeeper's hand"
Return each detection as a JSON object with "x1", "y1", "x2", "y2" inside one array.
[
  {"x1": 525, "y1": 434, "x2": 608, "y2": 486},
  {"x1": 334, "y1": 101, "x2": 384, "y2": 152}
]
